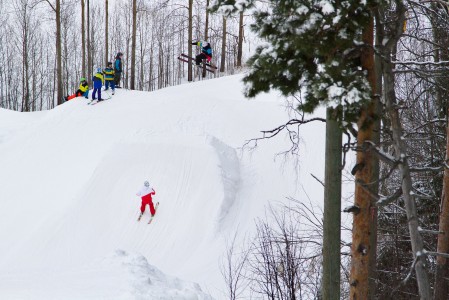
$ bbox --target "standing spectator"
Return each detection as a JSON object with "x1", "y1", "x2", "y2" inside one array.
[
  {"x1": 92, "y1": 67, "x2": 104, "y2": 101},
  {"x1": 103, "y1": 62, "x2": 115, "y2": 95},
  {"x1": 114, "y1": 52, "x2": 123, "y2": 87}
]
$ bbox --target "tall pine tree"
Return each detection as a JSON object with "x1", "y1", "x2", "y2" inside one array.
[{"x1": 211, "y1": 0, "x2": 375, "y2": 127}]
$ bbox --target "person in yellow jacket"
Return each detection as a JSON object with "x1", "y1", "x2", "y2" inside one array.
[
  {"x1": 65, "y1": 78, "x2": 89, "y2": 101},
  {"x1": 92, "y1": 68, "x2": 105, "y2": 101},
  {"x1": 103, "y1": 62, "x2": 115, "y2": 95}
]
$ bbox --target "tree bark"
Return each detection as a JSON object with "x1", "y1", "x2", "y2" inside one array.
[
  {"x1": 435, "y1": 127, "x2": 449, "y2": 300},
  {"x1": 220, "y1": 16, "x2": 226, "y2": 73},
  {"x1": 105, "y1": 0, "x2": 109, "y2": 65},
  {"x1": 55, "y1": 0, "x2": 63, "y2": 105},
  {"x1": 322, "y1": 107, "x2": 342, "y2": 300},
  {"x1": 202, "y1": 0, "x2": 210, "y2": 78},
  {"x1": 81, "y1": 0, "x2": 86, "y2": 78},
  {"x1": 87, "y1": 0, "x2": 91, "y2": 86},
  {"x1": 237, "y1": 11, "x2": 243, "y2": 67},
  {"x1": 130, "y1": 0, "x2": 137, "y2": 90},
  {"x1": 350, "y1": 16, "x2": 377, "y2": 300},
  {"x1": 20, "y1": 1, "x2": 30, "y2": 112},
  {"x1": 188, "y1": 0, "x2": 193, "y2": 81},
  {"x1": 368, "y1": 15, "x2": 383, "y2": 300},
  {"x1": 433, "y1": 4, "x2": 449, "y2": 298}
]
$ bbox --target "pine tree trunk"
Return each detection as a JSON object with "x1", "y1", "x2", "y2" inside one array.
[
  {"x1": 87, "y1": 0, "x2": 91, "y2": 86},
  {"x1": 81, "y1": 0, "x2": 86, "y2": 78},
  {"x1": 322, "y1": 107, "x2": 342, "y2": 300},
  {"x1": 435, "y1": 137, "x2": 449, "y2": 300},
  {"x1": 130, "y1": 0, "x2": 137, "y2": 90},
  {"x1": 350, "y1": 16, "x2": 377, "y2": 300},
  {"x1": 56, "y1": 0, "x2": 63, "y2": 105},
  {"x1": 105, "y1": 0, "x2": 109, "y2": 65},
  {"x1": 220, "y1": 16, "x2": 226, "y2": 73},
  {"x1": 433, "y1": 4, "x2": 449, "y2": 298},
  {"x1": 368, "y1": 16, "x2": 383, "y2": 299},
  {"x1": 21, "y1": 2, "x2": 30, "y2": 112},
  {"x1": 188, "y1": 0, "x2": 193, "y2": 82},
  {"x1": 202, "y1": 0, "x2": 210, "y2": 78},
  {"x1": 237, "y1": 11, "x2": 243, "y2": 67}
]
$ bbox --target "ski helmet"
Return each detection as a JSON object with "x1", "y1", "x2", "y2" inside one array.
[
  {"x1": 202, "y1": 41, "x2": 209, "y2": 47},
  {"x1": 80, "y1": 77, "x2": 86, "y2": 82},
  {"x1": 144, "y1": 181, "x2": 150, "y2": 187},
  {"x1": 107, "y1": 61, "x2": 112, "y2": 66},
  {"x1": 96, "y1": 67, "x2": 102, "y2": 73}
]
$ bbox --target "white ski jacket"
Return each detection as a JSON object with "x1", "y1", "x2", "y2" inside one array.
[{"x1": 136, "y1": 185, "x2": 155, "y2": 197}]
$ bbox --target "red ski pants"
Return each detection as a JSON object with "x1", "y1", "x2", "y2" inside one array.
[{"x1": 140, "y1": 196, "x2": 155, "y2": 215}]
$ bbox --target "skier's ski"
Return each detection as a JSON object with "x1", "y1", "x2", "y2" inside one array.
[
  {"x1": 148, "y1": 202, "x2": 160, "y2": 224},
  {"x1": 177, "y1": 57, "x2": 215, "y2": 73},
  {"x1": 180, "y1": 53, "x2": 217, "y2": 69},
  {"x1": 87, "y1": 100, "x2": 97, "y2": 105},
  {"x1": 89, "y1": 97, "x2": 111, "y2": 106}
]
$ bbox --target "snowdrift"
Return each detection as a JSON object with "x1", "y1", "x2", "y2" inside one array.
[{"x1": 0, "y1": 75, "x2": 327, "y2": 299}]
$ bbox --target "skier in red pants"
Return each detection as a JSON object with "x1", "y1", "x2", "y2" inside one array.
[{"x1": 136, "y1": 180, "x2": 156, "y2": 221}]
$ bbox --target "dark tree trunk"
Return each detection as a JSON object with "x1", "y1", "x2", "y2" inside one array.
[
  {"x1": 87, "y1": 0, "x2": 91, "y2": 86},
  {"x1": 220, "y1": 16, "x2": 226, "y2": 73},
  {"x1": 188, "y1": 0, "x2": 193, "y2": 81},
  {"x1": 237, "y1": 11, "x2": 243, "y2": 67},
  {"x1": 81, "y1": 0, "x2": 86, "y2": 77},
  {"x1": 130, "y1": 0, "x2": 136, "y2": 89},
  {"x1": 56, "y1": 0, "x2": 63, "y2": 105},
  {"x1": 202, "y1": 0, "x2": 210, "y2": 78},
  {"x1": 105, "y1": 0, "x2": 109, "y2": 65},
  {"x1": 433, "y1": 5, "x2": 449, "y2": 299},
  {"x1": 322, "y1": 107, "x2": 342, "y2": 300}
]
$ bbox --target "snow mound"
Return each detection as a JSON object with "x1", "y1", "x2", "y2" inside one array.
[
  {"x1": 0, "y1": 250, "x2": 212, "y2": 300},
  {"x1": 0, "y1": 74, "x2": 321, "y2": 298},
  {"x1": 206, "y1": 135, "x2": 240, "y2": 229}
]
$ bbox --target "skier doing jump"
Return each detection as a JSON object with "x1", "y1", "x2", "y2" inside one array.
[
  {"x1": 191, "y1": 40, "x2": 212, "y2": 65},
  {"x1": 136, "y1": 180, "x2": 156, "y2": 221}
]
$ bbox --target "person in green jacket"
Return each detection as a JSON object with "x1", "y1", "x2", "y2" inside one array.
[{"x1": 64, "y1": 78, "x2": 89, "y2": 101}]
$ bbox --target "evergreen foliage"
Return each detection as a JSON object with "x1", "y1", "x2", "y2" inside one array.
[{"x1": 212, "y1": 0, "x2": 377, "y2": 128}]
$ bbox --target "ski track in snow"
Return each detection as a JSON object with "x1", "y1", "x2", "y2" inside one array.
[{"x1": 0, "y1": 74, "x2": 348, "y2": 299}]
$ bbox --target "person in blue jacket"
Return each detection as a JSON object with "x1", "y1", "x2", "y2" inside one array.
[
  {"x1": 92, "y1": 68, "x2": 104, "y2": 101},
  {"x1": 114, "y1": 52, "x2": 123, "y2": 87},
  {"x1": 191, "y1": 41, "x2": 212, "y2": 65}
]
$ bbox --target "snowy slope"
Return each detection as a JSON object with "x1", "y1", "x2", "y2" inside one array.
[{"x1": 0, "y1": 74, "x2": 328, "y2": 299}]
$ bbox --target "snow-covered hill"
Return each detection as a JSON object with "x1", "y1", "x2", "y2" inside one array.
[{"x1": 0, "y1": 75, "x2": 327, "y2": 299}]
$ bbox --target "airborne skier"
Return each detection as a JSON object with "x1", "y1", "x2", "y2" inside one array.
[
  {"x1": 191, "y1": 40, "x2": 212, "y2": 65},
  {"x1": 177, "y1": 40, "x2": 217, "y2": 73},
  {"x1": 136, "y1": 180, "x2": 156, "y2": 221}
]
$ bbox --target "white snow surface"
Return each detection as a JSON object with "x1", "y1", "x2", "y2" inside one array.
[{"x1": 0, "y1": 74, "x2": 335, "y2": 299}]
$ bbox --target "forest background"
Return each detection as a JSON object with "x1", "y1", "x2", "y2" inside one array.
[{"x1": 0, "y1": 0, "x2": 246, "y2": 111}]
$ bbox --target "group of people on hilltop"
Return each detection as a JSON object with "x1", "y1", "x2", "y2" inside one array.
[
  {"x1": 65, "y1": 52, "x2": 123, "y2": 102},
  {"x1": 64, "y1": 40, "x2": 211, "y2": 102}
]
